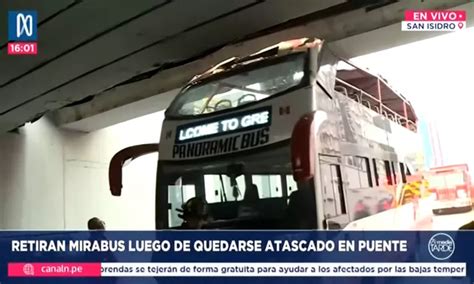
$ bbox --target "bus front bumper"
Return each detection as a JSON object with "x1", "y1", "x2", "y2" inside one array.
[{"x1": 432, "y1": 198, "x2": 472, "y2": 215}]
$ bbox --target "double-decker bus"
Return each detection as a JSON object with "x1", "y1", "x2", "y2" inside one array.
[{"x1": 109, "y1": 38, "x2": 431, "y2": 230}]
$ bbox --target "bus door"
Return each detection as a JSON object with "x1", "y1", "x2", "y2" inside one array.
[{"x1": 319, "y1": 155, "x2": 349, "y2": 229}]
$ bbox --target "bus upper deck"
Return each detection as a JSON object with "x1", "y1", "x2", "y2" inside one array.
[
  {"x1": 166, "y1": 38, "x2": 417, "y2": 132},
  {"x1": 335, "y1": 60, "x2": 417, "y2": 132}
]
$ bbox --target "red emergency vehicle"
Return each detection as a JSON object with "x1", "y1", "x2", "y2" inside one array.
[{"x1": 426, "y1": 164, "x2": 472, "y2": 215}]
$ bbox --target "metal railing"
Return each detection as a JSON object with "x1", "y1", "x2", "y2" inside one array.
[{"x1": 335, "y1": 78, "x2": 417, "y2": 132}]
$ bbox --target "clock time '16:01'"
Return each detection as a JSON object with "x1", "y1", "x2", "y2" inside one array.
[{"x1": 8, "y1": 42, "x2": 38, "y2": 55}]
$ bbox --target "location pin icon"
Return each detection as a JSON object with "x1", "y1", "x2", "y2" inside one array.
[{"x1": 458, "y1": 22, "x2": 464, "y2": 29}]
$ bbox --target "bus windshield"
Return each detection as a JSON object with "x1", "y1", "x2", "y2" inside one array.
[
  {"x1": 157, "y1": 144, "x2": 316, "y2": 229},
  {"x1": 167, "y1": 53, "x2": 306, "y2": 117}
]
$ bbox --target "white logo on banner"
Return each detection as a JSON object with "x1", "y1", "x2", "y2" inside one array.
[
  {"x1": 16, "y1": 13, "x2": 33, "y2": 38},
  {"x1": 428, "y1": 233, "x2": 455, "y2": 261},
  {"x1": 22, "y1": 263, "x2": 35, "y2": 276}
]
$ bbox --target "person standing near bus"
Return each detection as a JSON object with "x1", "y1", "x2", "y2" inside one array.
[
  {"x1": 88, "y1": 217, "x2": 106, "y2": 230},
  {"x1": 87, "y1": 217, "x2": 117, "y2": 263}
]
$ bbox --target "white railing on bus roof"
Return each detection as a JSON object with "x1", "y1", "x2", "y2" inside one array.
[{"x1": 335, "y1": 78, "x2": 417, "y2": 132}]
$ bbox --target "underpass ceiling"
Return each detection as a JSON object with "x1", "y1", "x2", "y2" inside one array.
[{"x1": 0, "y1": 0, "x2": 470, "y2": 132}]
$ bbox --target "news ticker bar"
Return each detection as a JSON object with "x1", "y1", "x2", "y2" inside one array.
[{"x1": 8, "y1": 262, "x2": 466, "y2": 277}]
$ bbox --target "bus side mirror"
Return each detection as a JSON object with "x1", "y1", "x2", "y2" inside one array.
[{"x1": 109, "y1": 143, "x2": 159, "y2": 196}]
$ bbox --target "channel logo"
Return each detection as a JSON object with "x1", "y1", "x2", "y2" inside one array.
[
  {"x1": 8, "y1": 11, "x2": 37, "y2": 41},
  {"x1": 402, "y1": 10, "x2": 467, "y2": 32},
  {"x1": 7, "y1": 11, "x2": 38, "y2": 55},
  {"x1": 428, "y1": 233, "x2": 455, "y2": 261}
]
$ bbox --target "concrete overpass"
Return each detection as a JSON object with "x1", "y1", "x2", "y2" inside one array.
[
  {"x1": 0, "y1": 0, "x2": 472, "y2": 133},
  {"x1": 1, "y1": 0, "x2": 473, "y2": 230}
]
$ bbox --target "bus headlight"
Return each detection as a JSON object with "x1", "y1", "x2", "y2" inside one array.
[{"x1": 457, "y1": 190, "x2": 467, "y2": 199}]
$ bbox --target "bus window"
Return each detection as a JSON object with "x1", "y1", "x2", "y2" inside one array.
[
  {"x1": 320, "y1": 156, "x2": 347, "y2": 218},
  {"x1": 384, "y1": 160, "x2": 393, "y2": 185},
  {"x1": 204, "y1": 174, "x2": 246, "y2": 203},
  {"x1": 320, "y1": 162, "x2": 337, "y2": 218},
  {"x1": 252, "y1": 175, "x2": 283, "y2": 198},
  {"x1": 372, "y1": 158, "x2": 379, "y2": 186},
  {"x1": 345, "y1": 156, "x2": 372, "y2": 188},
  {"x1": 359, "y1": 157, "x2": 372, "y2": 188},
  {"x1": 400, "y1": 163, "x2": 407, "y2": 183},
  {"x1": 376, "y1": 160, "x2": 387, "y2": 185},
  {"x1": 345, "y1": 156, "x2": 361, "y2": 189},
  {"x1": 391, "y1": 161, "x2": 398, "y2": 184},
  {"x1": 168, "y1": 182, "x2": 196, "y2": 228},
  {"x1": 183, "y1": 185, "x2": 195, "y2": 202},
  {"x1": 168, "y1": 53, "x2": 306, "y2": 116},
  {"x1": 332, "y1": 164, "x2": 347, "y2": 215}
]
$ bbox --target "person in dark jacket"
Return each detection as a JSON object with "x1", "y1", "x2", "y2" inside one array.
[
  {"x1": 286, "y1": 189, "x2": 317, "y2": 229},
  {"x1": 87, "y1": 217, "x2": 117, "y2": 283},
  {"x1": 87, "y1": 217, "x2": 117, "y2": 263},
  {"x1": 88, "y1": 217, "x2": 105, "y2": 230},
  {"x1": 177, "y1": 197, "x2": 210, "y2": 229}
]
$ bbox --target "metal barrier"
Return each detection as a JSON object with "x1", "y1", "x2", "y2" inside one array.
[{"x1": 362, "y1": 100, "x2": 371, "y2": 109}]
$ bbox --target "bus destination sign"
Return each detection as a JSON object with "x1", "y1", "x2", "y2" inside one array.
[
  {"x1": 173, "y1": 107, "x2": 272, "y2": 159},
  {"x1": 176, "y1": 106, "x2": 272, "y2": 143}
]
